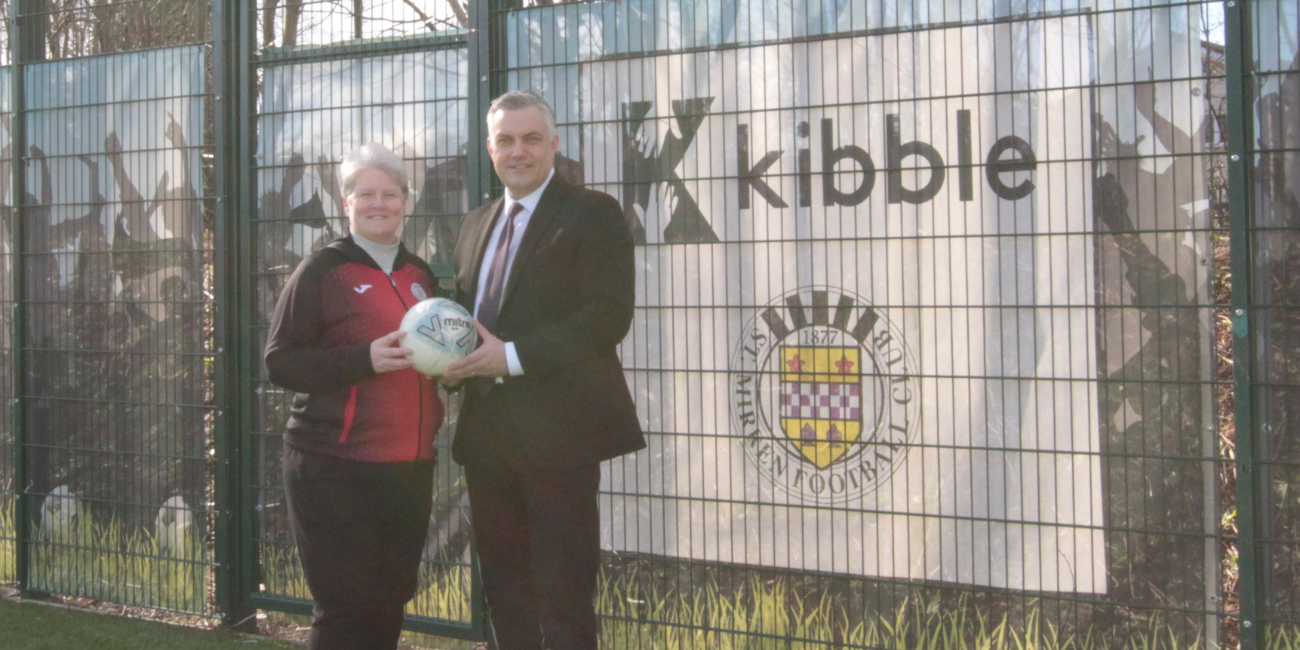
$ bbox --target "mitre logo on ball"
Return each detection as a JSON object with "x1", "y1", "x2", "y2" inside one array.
[{"x1": 400, "y1": 297, "x2": 477, "y2": 376}]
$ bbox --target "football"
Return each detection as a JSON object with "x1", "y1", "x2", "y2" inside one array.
[{"x1": 399, "y1": 297, "x2": 478, "y2": 376}]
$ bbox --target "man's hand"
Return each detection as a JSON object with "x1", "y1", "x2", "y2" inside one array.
[
  {"x1": 371, "y1": 330, "x2": 414, "y2": 374},
  {"x1": 442, "y1": 321, "x2": 508, "y2": 385}
]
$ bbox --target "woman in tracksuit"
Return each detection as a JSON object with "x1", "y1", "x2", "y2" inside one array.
[{"x1": 265, "y1": 143, "x2": 443, "y2": 650}]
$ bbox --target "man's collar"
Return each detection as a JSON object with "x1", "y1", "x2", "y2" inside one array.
[{"x1": 504, "y1": 167, "x2": 556, "y2": 214}]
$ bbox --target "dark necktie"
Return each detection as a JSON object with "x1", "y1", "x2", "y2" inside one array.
[{"x1": 477, "y1": 201, "x2": 524, "y2": 334}]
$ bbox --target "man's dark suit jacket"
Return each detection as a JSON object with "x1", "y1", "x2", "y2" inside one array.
[{"x1": 450, "y1": 175, "x2": 646, "y2": 469}]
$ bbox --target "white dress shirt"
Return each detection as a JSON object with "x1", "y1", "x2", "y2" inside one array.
[{"x1": 474, "y1": 168, "x2": 555, "y2": 377}]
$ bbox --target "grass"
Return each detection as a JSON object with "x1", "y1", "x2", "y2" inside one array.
[
  {"x1": 8, "y1": 495, "x2": 1300, "y2": 649},
  {"x1": 0, "y1": 493, "x2": 208, "y2": 613},
  {"x1": 0, "y1": 596, "x2": 295, "y2": 650},
  {"x1": 1, "y1": 497, "x2": 12, "y2": 585},
  {"x1": 596, "y1": 572, "x2": 1212, "y2": 650},
  {"x1": 259, "y1": 543, "x2": 473, "y2": 623},
  {"x1": 28, "y1": 521, "x2": 206, "y2": 612},
  {"x1": 1270, "y1": 625, "x2": 1300, "y2": 650}
]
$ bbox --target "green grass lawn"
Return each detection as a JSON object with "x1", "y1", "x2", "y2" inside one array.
[{"x1": 0, "y1": 597, "x2": 298, "y2": 650}]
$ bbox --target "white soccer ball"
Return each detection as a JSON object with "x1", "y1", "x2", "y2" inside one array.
[{"x1": 400, "y1": 297, "x2": 478, "y2": 376}]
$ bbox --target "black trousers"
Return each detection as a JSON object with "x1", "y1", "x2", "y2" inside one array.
[
  {"x1": 465, "y1": 455, "x2": 602, "y2": 650},
  {"x1": 283, "y1": 445, "x2": 435, "y2": 650}
]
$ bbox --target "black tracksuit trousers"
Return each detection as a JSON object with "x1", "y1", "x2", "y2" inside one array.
[{"x1": 283, "y1": 446, "x2": 435, "y2": 650}]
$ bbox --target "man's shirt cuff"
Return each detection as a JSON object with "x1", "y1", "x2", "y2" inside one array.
[{"x1": 504, "y1": 341, "x2": 524, "y2": 377}]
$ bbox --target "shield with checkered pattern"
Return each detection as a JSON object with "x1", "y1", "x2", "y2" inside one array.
[{"x1": 779, "y1": 346, "x2": 863, "y2": 468}]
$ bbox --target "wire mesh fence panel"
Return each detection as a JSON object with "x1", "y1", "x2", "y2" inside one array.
[
  {"x1": 256, "y1": 0, "x2": 470, "y2": 51},
  {"x1": 1251, "y1": 0, "x2": 1300, "y2": 641},
  {"x1": 0, "y1": 0, "x2": 1291, "y2": 645},
  {"x1": 14, "y1": 37, "x2": 216, "y2": 612},
  {"x1": 246, "y1": 3, "x2": 475, "y2": 629},
  {"x1": 488, "y1": 0, "x2": 1235, "y2": 647}
]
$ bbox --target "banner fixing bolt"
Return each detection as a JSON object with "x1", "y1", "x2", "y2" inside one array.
[
  {"x1": 1236, "y1": 309, "x2": 1244, "y2": 316},
  {"x1": 1231, "y1": 154, "x2": 1240, "y2": 161}
]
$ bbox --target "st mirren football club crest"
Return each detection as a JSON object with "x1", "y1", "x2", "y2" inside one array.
[{"x1": 730, "y1": 287, "x2": 918, "y2": 504}]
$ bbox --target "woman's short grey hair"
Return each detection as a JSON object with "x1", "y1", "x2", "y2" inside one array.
[
  {"x1": 340, "y1": 143, "x2": 410, "y2": 197},
  {"x1": 486, "y1": 89, "x2": 557, "y2": 137}
]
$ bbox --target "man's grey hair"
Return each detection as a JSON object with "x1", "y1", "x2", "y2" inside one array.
[
  {"x1": 486, "y1": 89, "x2": 557, "y2": 137},
  {"x1": 340, "y1": 143, "x2": 410, "y2": 197}
]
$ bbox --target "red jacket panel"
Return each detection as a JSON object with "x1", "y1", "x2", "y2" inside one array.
[{"x1": 265, "y1": 237, "x2": 444, "y2": 462}]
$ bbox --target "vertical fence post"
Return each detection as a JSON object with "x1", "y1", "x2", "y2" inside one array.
[
  {"x1": 211, "y1": 0, "x2": 237, "y2": 623},
  {"x1": 465, "y1": 0, "x2": 492, "y2": 638},
  {"x1": 212, "y1": 0, "x2": 256, "y2": 629},
  {"x1": 235, "y1": 0, "x2": 261, "y2": 627},
  {"x1": 5, "y1": 0, "x2": 24, "y2": 599},
  {"x1": 7, "y1": 0, "x2": 43, "y2": 599},
  {"x1": 467, "y1": 0, "x2": 492, "y2": 210},
  {"x1": 1224, "y1": 0, "x2": 1261, "y2": 647},
  {"x1": 472, "y1": 0, "x2": 519, "y2": 207},
  {"x1": 465, "y1": 2, "x2": 520, "y2": 640}
]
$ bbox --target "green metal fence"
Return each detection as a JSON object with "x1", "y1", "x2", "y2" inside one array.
[
  {"x1": 488, "y1": 0, "x2": 1234, "y2": 647},
  {"x1": 0, "y1": 0, "x2": 1296, "y2": 649},
  {"x1": 1240, "y1": 0, "x2": 1300, "y2": 641},
  {"x1": 0, "y1": 21, "x2": 13, "y2": 588},
  {"x1": 239, "y1": 6, "x2": 483, "y2": 638},
  {"x1": 1, "y1": 0, "x2": 217, "y2": 616}
]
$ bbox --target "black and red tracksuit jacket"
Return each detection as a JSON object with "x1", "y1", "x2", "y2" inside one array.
[{"x1": 264, "y1": 236, "x2": 444, "y2": 462}]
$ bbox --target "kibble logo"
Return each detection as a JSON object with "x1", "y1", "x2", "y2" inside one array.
[
  {"x1": 730, "y1": 287, "x2": 918, "y2": 503},
  {"x1": 622, "y1": 98, "x2": 1040, "y2": 245}
]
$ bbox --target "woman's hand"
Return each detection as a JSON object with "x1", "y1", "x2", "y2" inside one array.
[{"x1": 371, "y1": 330, "x2": 415, "y2": 374}]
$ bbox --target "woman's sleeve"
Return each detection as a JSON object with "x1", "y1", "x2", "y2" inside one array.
[{"x1": 263, "y1": 258, "x2": 375, "y2": 394}]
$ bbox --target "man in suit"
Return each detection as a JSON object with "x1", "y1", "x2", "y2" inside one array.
[{"x1": 441, "y1": 89, "x2": 645, "y2": 650}]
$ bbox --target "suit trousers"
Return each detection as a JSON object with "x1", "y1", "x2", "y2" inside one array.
[
  {"x1": 283, "y1": 445, "x2": 435, "y2": 650},
  {"x1": 465, "y1": 454, "x2": 602, "y2": 650}
]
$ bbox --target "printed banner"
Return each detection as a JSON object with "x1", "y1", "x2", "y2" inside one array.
[
  {"x1": 253, "y1": 48, "x2": 477, "y2": 576},
  {"x1": 254, "y1": 50, "x2": 469, "y2": 338},
  {"x1": 23, "y1": 46, "x2": 206, "y2": 297},
  {"x1": 11, "y1": 47, "x2": 211, "y2": 524},
  {"x1": 506, "y1": 3, "x2": 1156, "y2": 593},
  {"x1": 256, "y1": 49, "x2": 468, "y2": 270}
]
